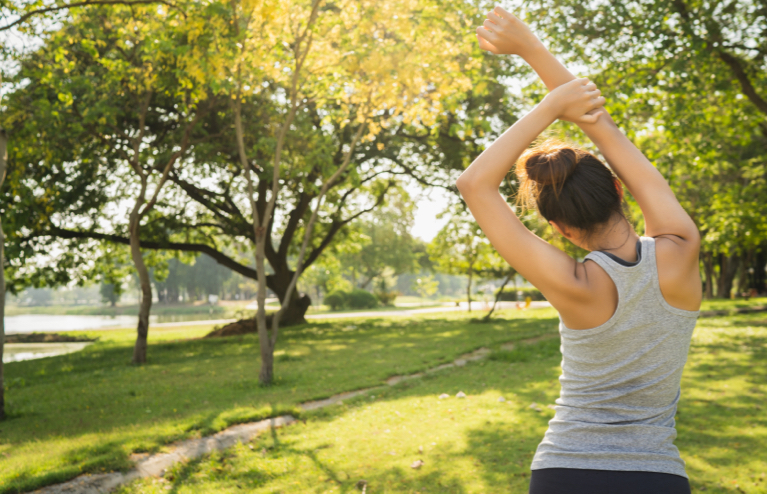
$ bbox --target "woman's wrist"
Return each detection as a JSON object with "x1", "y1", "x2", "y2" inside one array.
[
  {"x1": 518, "y1": 40, "x2": 548, "y2": 62},
  {"x1": 536, "y1": 93, "x2": 561, "y2": 123}
]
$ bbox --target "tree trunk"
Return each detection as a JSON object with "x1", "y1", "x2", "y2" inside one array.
[
  {"x1": 753, "y1": 245, "x2": 767, "y2": 294},
  {"x1": 254, "y1": 230, "x2": 274, "y2": 385},
  {"x1": 0, "y1": 128, "x2": 7, "y2": 420},
  {"x1": 716, "y1": 253, "x2": 739, "y2": 299},
  {"x1": 129, "y1": 210, "x2": 152, "y2": 364},
  {"x1": 466, "y1": 267, "x2": 473, "y2": 312},
  {"x1": 703, "y1": 251, "x2": 714, "y2": 300},
  {"x1": 267, "y1": 270, "x2": 311, "y2": 325},
  {"x1": 736, "y1": 250, "x2": 753, "y2": 296},
  {"x1": 483, "y1": 272, "x2": 512, "y2": 321}
]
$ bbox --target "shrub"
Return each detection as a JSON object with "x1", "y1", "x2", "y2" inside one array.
[
  {"x1": 493, "y1": 286, "x2": 546, "y2": 301},
  {"x1": 323, "y1": 290, "x2": 348, "y2": 311},
  {"x1": 374, "y1": 289, "x2": 399, "y2": 307},
  {"x1": 347, "y1": 289, "x2": 378, "y2": 309}
]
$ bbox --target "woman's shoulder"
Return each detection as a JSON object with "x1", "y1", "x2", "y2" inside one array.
[{"x1": 652, "y1": 234, "x2": 703, "y2": 312}]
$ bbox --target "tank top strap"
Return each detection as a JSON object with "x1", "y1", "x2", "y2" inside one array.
[{"x1": 583, "y1": 237, "x2": 653, "y2": 303}]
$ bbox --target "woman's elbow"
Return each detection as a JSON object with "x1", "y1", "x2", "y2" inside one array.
[{"x1": 455, "y1": 174, "x2": 475, "y2": 193}]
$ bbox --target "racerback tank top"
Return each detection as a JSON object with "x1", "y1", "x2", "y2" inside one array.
[{"x1": 530, "y1": 236, "x2": 700, "y2": 478}]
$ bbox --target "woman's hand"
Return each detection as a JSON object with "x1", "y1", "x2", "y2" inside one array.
[
  {"x1": 476, "y1": 6, "x2": 543, "y2": 57},
  {"x1": 543, "y1": 78, "x2": 606, "y2": 124}
]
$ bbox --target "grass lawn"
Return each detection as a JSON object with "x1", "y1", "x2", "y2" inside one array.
[
  {"x1": 114, "y1": 310, "x2": 766, "y2": 493},
  {"x1": 0, "y1": 309, "x2": 558, "y2": 493},
  {"x1": 2, "y1": 299, "x2": 766, "y2": 493},
  {"x1": 699, "y1": 297, "x2": 767, "y2": 312}
]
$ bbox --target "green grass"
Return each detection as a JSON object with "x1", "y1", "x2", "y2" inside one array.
[
  {"x1": 2, "y1": 298, "x2": 766, "y2": 493},
  {"x1": 0, "y1": 309, "x2": 559, "y2": 493},
  {"x1": 305, "y1": 303, "x2": 447, "y2": 315},
  {"x1": 112, "y1": 313, "x2": 767, "y2": 494},
  {"x1": 700, "y1": 297, "x2": 767, "y2": 312}
]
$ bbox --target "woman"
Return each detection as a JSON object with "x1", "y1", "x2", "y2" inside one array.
[{"x1": 456, "y1": 7, "x2": 702, "y2": 494}]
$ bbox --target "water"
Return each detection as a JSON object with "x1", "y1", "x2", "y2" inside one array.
[
  {"x1": 4, "y1": 312, "x2": 225, "y2": 334},
  {"x1": 3, "y1": 342, "x2": 93, "y2": 363}
]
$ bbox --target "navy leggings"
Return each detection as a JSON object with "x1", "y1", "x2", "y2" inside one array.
[{"x1": 529, "y1": 468, "x2": 691, "y2": 494}]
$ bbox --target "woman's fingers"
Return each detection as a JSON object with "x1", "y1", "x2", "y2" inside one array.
[
  {"x1": 477, "y1": 34, "x2": 499, "y2": 53},
  {"x1": 482, "y1": 19, "x2": 498, "y2": 31},
  {"x1": 487, "y1": 11, "x2": 507, "y2": 27},
  {"x1": 579, "y1": 111, "x2": 603, "y2": 124},
  {"x1": 477, "y1": 25, "x2": 501, "y2": 44},
  {"x1": 494, "y1": 5, "x2": 518, "y2": 21}
]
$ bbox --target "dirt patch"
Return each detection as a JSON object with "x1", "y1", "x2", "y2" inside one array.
[
  {"x1": 205, "y1": 318, "x2": 261, "y2": 338},
  {"x1": 4, "y1": 333, "x2": 97, "y2": 344},
  {"x1": 501, "y1": 334, "x2": 559, "y2": 351}
]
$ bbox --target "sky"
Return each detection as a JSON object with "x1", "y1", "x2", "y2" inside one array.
[{"x1": 406, "y1": 181, "x2": 453, "y2": 242}]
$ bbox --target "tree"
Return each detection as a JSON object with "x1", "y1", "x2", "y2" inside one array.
[
  {"x1": 336, "y1": 184, "x2": 420, "y2": 289},
  {"x1": 0, "y1": 128, "x2": 6, "y2": 420},
  {"x1": 427, "y1": 205, "x2": 507, "y2": 312},
  {"x1": 525, "y1": 0, "x2": 767, "y2": 297},
  {"x1": 5, "y1": 0, "x2": 502, "y2": 381}
]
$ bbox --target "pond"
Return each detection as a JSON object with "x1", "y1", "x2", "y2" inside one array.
[
  {"x1": 3, "y1": 342, "x2": 93, "y2": 363},
  {"x1": 4, "y1": 312, "x2": 225, "y2": 333}
]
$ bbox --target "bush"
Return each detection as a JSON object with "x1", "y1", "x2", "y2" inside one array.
[
  {"x1": 323, "y1": 290, "x2": 348, "y2": 311},
  {"x1": 374, "y1": 289, "x2": 399, "y2": 307},
  {"x1": 347, "y1": 289, "x2": 378, "y2": 309},
  {"x1": 493, "y1": 286, "x2": 546, "y2": 301}
]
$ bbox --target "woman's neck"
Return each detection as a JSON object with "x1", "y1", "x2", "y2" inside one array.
[{"x1": 588, "y1": 217, "x2": 640, "y2": 262}]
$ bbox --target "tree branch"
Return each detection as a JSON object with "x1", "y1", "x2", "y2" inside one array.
[
  {"x1": 40, "y1": 227, "x2": 260, "y2": 280},
  {"x1": 0, "y1": 0, "x2": 184, "y2": 32},
  {"x1": 716, "y1": 50, "x2": 767, "y2": 115}
]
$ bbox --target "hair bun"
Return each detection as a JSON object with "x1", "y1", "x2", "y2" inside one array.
[{"x1": 521, "y1": 142, "x2": 578, "y2": 186}]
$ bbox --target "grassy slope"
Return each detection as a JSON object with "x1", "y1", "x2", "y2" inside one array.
[
  {"x1": 0, "y1": 309, "x2": 558, "y2": 493},
  {"x1": 114, "y1": 313, "x2": 767, "y2": 494}
]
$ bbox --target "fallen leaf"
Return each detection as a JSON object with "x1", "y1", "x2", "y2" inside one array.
[{"x1": 411, "y1": 459, "x2": 424, "y2": 469}]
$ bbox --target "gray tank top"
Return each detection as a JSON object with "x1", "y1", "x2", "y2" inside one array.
[{"x1": 531, "y1": 236, "x2": 700, "y2": 478}]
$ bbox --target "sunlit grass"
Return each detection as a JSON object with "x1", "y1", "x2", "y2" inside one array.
[
  {"x1": 115, "y1": 313, "x2": 767, "y2": 494},
  {"x1": 0, "y1": 308, "x2": 559, "y2": 493}
]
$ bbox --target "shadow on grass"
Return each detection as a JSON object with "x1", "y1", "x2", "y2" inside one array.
[
  {"x1": 2, "y1": 312, "x2": 560, "y2": 493},
  {"x1": 1, "y1": 440, "x2": 132, "y2": 494}
]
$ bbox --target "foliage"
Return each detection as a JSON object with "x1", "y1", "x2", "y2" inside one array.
[
  {"x1": 413, "y1": 274, "x2": 440, "y2": 300},
  {"x1": 427, "y1": 204, "x2": 508, "y2": 282},
  {"x1": 346, "y1": 288, "x2": 378, "y2": 309},
  {"x1": 494, "y1": 285, "x2": 546, "y2": 302},
  {"x1": 523, "y1": 0, "x2": 767, "y2": 296},
  {"x1": 335, "y1": 184, "x2": 421, "y2": 290},
  {"x1": 373, "y1": 288, "x2": 399, "y2": 307},
  {"x1": 322, "y1": 288, "x2": 379, "y2": 310},
  {"x1": 0, "y1": 0, "x2": 530, "y2": 317},
  {"x1": 322, "y1": 289, "x2": 348, "y2": 311},
  {"x1": 369, "y1": 275, "x2": 397, "y2": 306}
]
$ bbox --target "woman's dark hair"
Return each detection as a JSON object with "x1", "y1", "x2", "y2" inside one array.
[{"x1": 515, "y1": 139, "x2": 625, "y2": 236}]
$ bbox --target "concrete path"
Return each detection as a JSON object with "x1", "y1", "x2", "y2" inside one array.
[
  {"x1": 31, "y1": 334, "x2": 556, "y2": 494},
  {"x1": 306, "y1": 301, "x2": 552, "y2": 320}
]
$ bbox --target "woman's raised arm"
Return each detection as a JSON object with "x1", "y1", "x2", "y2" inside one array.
[
  {"x1": 455, "y1": 80, "x2": 605, "y2": 309},
  {"x1": 477, "y1": 6, "x2": 700, "y2": 246}
]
